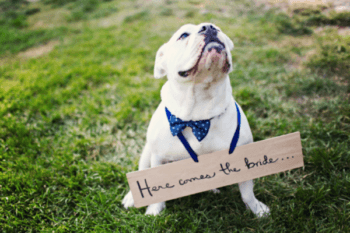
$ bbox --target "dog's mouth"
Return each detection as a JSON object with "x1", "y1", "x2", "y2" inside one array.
[{"x1": 178, "y1": 41, "x2": 230, "y2": 78}]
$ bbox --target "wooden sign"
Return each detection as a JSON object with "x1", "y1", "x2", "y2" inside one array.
[{"x1": 127, "y1": 132, "x2": 304, "y2": 208}]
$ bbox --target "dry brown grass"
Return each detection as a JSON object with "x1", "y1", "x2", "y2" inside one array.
[
  {"x1": 256, "y1": 0, "x2": 347, "y2": 14},
  {"x1": 18, "y1": 40, "x2": 59, "y2": 58},
  {"x1": 268, "y1": 36, "x2": 316, "y2": 70}
]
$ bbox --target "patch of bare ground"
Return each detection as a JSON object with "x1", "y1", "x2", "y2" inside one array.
[
  {"x1": 256, "y1": 0, "x2": 349, "y2": 14},
  {"x1": 288, "y1": 0, "x2": 330, "y2": 12},
  {"x1": 268, "y1": 36, "x2": 315, "y2": 70},
  {"x1": 269, "y1": 36, "x2": 314, "y2": 48},
  {"x1": 313, "y1": 25, "x2": 350, "y2": 36},
  {"x1": 287, "y1": 48, "x2": 317, "y2": 70},
  {"x1": 332, "y1": 75, "x2": 349, "y2": 87},
  {"x1": 256, "y1": 0, "x2": 289, "y2": 13},
  {"x1": 257, "y1": 0, "x2": 350, "y2": 36},
  {"x1": 18, "y1": 41, "x2": 59, "y2": 59},
  {"x1": 338, "y1": 27, "x2": 350, "y2": 36}
]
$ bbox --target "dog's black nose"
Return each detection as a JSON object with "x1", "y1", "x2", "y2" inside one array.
[{"x1": 198, "y1": 25, "x2": 217, "y2": 37}]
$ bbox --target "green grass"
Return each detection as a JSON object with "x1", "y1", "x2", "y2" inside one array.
[
  {"x1": 0, "y1": 0, "x2": 349, "y2": 231},
  {"x1": 0, "y1": 25, "x2": 70, "y2": 56},
  {"x1": 0, "y1": 1, "x2": 62, "y2": 56}
]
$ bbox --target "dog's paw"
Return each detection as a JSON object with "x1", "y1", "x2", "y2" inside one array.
[
  {"x1": 245, "y1": 200, "x2": 270, "y2": 218},
  {"x1": 145, "y1": 202, "x2": 166, "y2": 216},
  {"x1": 210, "y1": 188, "x2": 220, "y2": 194},
  {"x1": 122, "y1": 191, "x2": 134, "y2": 209}
]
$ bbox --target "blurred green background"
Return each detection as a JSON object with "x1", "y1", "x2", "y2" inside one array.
[{"x1": 0, "y1": 0, "x2": 349, "y2": 231}]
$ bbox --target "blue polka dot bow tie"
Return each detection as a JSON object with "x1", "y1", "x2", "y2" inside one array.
[{"x1": 165, "y1": 108, "x2": 210, "y2": 142}]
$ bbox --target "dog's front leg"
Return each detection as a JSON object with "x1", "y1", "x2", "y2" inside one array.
[
  {"x1": 145, "y1": 154, "x2": 166, "y2": 216},
  {"x1": 239, "y1": 179, "x2": 270, "y2": 218},
  {"x1": 122, "y1": 143, "x2": 152, "y2": 209}
]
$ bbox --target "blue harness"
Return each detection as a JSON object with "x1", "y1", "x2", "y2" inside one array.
[{"x1": 165, "y1": 102, "x2": 241, "y2": 162}]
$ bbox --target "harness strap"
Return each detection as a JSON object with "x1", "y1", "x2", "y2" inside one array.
[
  {"x1": 229, "y1": 103, "x2": 241, "y2": 154},
  {"x1": 177, "y1": 132, "x2": 199, "y2": 162}
]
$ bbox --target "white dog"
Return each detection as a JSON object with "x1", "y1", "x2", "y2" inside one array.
[{"x1": 122, "y1": 23, "x2": 270, "y2": 217}]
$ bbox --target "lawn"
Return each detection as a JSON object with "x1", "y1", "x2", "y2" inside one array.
[{"x1": 0, "y1": 0, "x2": 349, "y2": 232}]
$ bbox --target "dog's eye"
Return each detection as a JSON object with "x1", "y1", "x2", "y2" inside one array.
[{"x1": 178, "y1": 32, "x2": 190, "y2": 40}]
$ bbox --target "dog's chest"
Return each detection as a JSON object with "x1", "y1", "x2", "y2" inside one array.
[{"x1": 148, "y1": 103, "x2": 239, "y2": 162}]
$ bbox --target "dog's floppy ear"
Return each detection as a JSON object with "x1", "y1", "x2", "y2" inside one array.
[
  {"x1": 154, "y1": 43, "x2": 168, "y2": 79},
  {"x1": 224, "y1": 35, "x2": 234, "y2": 51}
]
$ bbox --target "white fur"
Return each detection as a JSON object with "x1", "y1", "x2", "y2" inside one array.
[{"x1": 122, "y1": 23, "x2": 270, "y2": 217}]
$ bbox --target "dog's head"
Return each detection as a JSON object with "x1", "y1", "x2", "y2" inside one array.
[{"x1": 154, "y1": 23, "x2": 234, "y2": 83}]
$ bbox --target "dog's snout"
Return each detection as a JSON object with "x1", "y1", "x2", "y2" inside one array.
[
  {"x1": 199, "y1": 24, "x2": 224, "y2": 50},
  {"x1": 198, "y1": 25, "x2": 217, "y2": 36}
]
